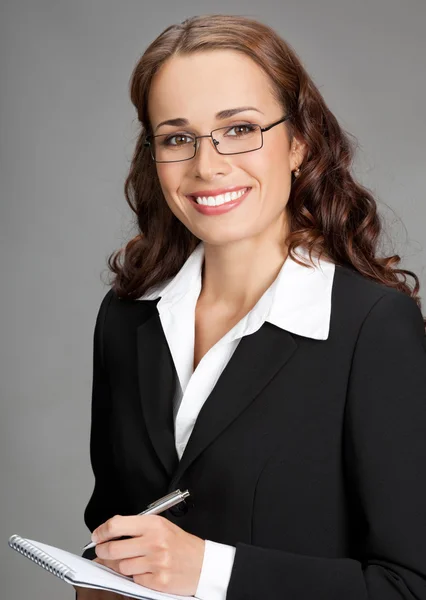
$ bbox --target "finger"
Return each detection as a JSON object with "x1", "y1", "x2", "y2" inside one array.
[
  {"x1": 92, "y1": 514, "x2": 163, "y2": 544},
  {"x1": 95, "y1": 536, "x2": 148, "y2": 561},
  {"x1": 101, "y1": 558, "x2": 120, "y2": 571},
  {"x1": 90, "y1": 556, "x2": 120, "y2": 573},
  {"x1": 118, "y1": 556, "x2": 153, "y2": 577}
]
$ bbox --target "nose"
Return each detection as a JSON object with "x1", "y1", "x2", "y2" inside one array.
[{"x1": 191, "y1": 134, "x2": 230, "y2": 179}]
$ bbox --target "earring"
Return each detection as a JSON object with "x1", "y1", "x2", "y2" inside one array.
[{"x1": 293, "y1": 166, "x2": 301, "y2": 177}]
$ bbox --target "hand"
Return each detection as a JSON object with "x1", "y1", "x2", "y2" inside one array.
[{"x1": 91, "y1": 514, "x2": 205, "y2": 596}]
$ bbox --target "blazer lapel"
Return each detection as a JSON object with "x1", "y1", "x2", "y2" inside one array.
[
  {"x1": 169, "y1": 323, "x2": 298, "y2": 488},
  {"x1": 136, "y1": 305, "x2": 179, "y2": 478}
]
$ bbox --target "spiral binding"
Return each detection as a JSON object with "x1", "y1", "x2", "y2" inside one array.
[{"x1": 8, "y1": 535, "x2": 75, "y2": 581}]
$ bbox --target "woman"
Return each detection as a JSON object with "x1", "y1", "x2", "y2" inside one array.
[{"x1": 75, "y1": 14, "x2": 426, "y2": 600}]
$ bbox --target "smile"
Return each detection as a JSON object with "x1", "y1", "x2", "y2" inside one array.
[
  {"x1": 194, "y1": 187, "x2": 249, "y2": 206},
  {"x1": 187, "y1": 187, "x2": 252, "y2": 216}
]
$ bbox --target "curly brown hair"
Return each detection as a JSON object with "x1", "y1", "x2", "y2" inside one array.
[{"x1": 106, "y1": 13, "x2": 425, "y2": 328}]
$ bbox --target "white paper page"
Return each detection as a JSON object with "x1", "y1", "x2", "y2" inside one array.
[{"x1": 24, "y1": 538, "x2": 193, "y2": 600}]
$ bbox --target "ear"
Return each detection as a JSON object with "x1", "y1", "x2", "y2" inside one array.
[{"x1": 290, "y1": 137, "x2": 307, "y2": 171}]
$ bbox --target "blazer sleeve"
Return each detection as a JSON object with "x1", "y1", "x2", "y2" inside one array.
[
  {"x1": 81, "y1": 288, "x2": 118, "y2": 561},
  {"x1": 225, "y1": 291, "x2": 426, "y2": 600}
]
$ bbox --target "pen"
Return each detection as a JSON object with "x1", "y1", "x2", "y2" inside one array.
[{"x1": 82, "y1": 489, "x2": 191, "y2": 551}]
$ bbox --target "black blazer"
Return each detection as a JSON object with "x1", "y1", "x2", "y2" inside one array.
[{"x1": 82, "y1": 263, "x2": 426, "y2": 600}]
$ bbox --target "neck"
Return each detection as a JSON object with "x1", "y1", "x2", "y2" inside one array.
[{"x1": 198, "y1": 220, "x2": 289, "y2": 318}]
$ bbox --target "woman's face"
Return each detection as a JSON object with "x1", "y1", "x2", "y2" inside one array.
[{"x1": 147, "y1": 50, "x2": 305, "y2": 246}]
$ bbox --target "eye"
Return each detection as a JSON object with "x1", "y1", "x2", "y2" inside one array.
[
  {"x1": 161, "y1": 133, "x2": 194, "y2": 146},
  {"x1": 225, "y1": 124, "x2": 257, "y2": 137}
]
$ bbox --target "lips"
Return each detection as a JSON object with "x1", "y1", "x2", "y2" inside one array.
[{"x1": 187, "y1": 186, "x2": 252, "y2": 215}]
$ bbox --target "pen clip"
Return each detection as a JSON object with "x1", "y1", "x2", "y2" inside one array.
[{"x1": 146, "y1": 489, "x2": 185, "y2": 509}]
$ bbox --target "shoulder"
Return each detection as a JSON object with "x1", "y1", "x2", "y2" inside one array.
[
  {"x1": 332, "y1": 264, "x2": 425, "y2": 342},
  {"x1": 95, "y1": 286, "x2": 159, "y2": 331}
]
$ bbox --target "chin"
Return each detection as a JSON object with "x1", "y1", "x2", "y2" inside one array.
[{"x1": 195, "y1": 228, "x2": 258, "y2": 247}]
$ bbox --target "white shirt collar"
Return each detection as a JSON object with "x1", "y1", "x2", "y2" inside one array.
[{"x1": 137, "y1": 242, "x2": 335, "y2": 340}]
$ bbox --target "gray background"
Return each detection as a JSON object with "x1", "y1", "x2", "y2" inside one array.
[{"x1": 1, "y1": 1, "x2": 425, "y2": 598}]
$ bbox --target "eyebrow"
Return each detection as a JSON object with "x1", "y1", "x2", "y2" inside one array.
[{"x1": 154, "y1": 106, "x2": 263, "y2": 133}]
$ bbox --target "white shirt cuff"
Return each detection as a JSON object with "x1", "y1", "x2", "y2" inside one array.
[{"x1": 195, "y1": 539, "x2": 236, "y2": 600}]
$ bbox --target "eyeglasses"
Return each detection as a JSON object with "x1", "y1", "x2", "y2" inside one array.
[{"x1": 144, "y1": 114, "x2": 293, "y2": 163}]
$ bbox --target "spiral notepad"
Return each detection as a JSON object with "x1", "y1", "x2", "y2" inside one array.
[{"x1": 8, "y1": 534, "x2": 193, "y2": 600}]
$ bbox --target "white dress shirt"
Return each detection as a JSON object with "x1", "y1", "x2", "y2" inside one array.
[{"x1": 137, "y1": 242, "x2": 335, "y2": 600}]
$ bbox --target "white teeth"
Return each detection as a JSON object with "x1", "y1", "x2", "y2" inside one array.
[{"x1": 195, "y1": 188, "x2": 248, "y2": 206}]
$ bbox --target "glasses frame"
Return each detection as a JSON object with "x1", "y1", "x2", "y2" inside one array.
[{"x1": 143, "y1": 114, "x2": 293, "y2": 163}]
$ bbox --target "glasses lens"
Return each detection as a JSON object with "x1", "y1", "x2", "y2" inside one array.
[
  {"x1": 151, "y1": 124, "x2": 262, "y2": 162},
  {"x1": 214, "y1": 124, "x2": 262, "y2": 155},
  {"x1": 151, "y1": 133, "x2": 195, "y2": 162}
]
